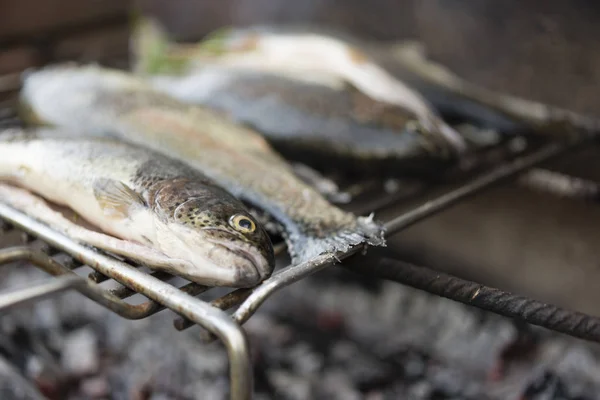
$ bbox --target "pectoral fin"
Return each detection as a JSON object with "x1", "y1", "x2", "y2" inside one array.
[{"x1": 93, "y1": 179, "x2": 146, "y2": 219}]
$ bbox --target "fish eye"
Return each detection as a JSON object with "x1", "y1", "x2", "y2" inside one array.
[{"x1": 229, "y1": 214, "x2": 256, "y2": 233}]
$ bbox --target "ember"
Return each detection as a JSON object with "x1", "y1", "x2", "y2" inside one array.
[{"x1": 1, "y1": 261, "x2": 600, "y2": 399}]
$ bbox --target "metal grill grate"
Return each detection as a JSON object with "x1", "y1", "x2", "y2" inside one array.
[{"x1": 2, "y1": 66, "x2": 600, "y2": 399}]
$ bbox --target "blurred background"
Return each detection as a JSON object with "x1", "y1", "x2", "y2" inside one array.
[
  {"x1": 2, "y1": 1, "x2": 600, "y2": 398},
  {"x1": 4, "y1": 0, "x2": 600, "y2": 113}
]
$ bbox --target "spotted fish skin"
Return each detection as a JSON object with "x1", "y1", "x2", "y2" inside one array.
[
  {"x1": 0, "y1": 128, "x2": 275, "y2": 287},
  {"x1": 19, "y1": 65, "x2": 386, "y2": 263},
  {"x1": 148, "y1": 67, "x2": 456, "y2": 176}
]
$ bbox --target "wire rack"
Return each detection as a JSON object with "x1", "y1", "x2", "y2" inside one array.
[{"x1": 2, "y1": 66, "x2": 600, "y2": 399}]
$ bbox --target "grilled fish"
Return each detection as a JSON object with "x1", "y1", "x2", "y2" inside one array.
[
  {"x1": 171, "y1": 22, "x2": 587, "y2": 137},
  {"x1": 144, "y1": 67, "x2": 458, "y2": 175},
  {"x1": 381, "y1": 42, "x2": 597, "y2": 138},
  {"x1": 140, "y1": 21, "x2": 467, "y2": 154},
  {"x1": 0, "y1": 128, "x2": 275, "y2": 287},
  {"x1": 167, "y1": 58, "x2": 472, "y2": 161},
  {"x1": 19, "y1": 65, "x2": 385, "y2": 264}
]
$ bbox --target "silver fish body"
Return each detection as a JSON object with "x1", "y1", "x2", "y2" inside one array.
[
  {"x1": 133, "y1": 19, "x2": 521, "y2": 140},
  {"x1": 19, "y1": 65, "x2": 385, "y2": 263},
  {"x1": 194, "y1": 25, "x2": 529, "y2": 135},
  {"x1": 0, "y1": 128, "x2": 275, "y2": 287},
  {"x1": 175, "y1": 24, "x2": 467, "y2": 153},
  {"x1": 147, "y1": 67, "x2": 457, "y2": 176}
]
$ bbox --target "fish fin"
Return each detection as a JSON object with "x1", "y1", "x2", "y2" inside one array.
[
  {"x1": 291, "y1": 163, "x2": 351, "y2": 204},
  {"x1": 384, "y1": 42, "x2": 471, "y2": 154},
  {"x1": 93, "y1": 179, "x2": 146, "y2": 219},
  {"x1": 130, "y1": 15, "x2": 189, "y2": 76},
  {"x1": 196, "y1": 26, "x2": 240, "y2": 55},
  {"x1": 287, "y1": 214, "x2": 386, "y2": 264}
]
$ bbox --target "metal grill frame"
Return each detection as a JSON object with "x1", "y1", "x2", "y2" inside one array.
[
  {"x1": 1, "y1": 129, "x2": 598, "y2": 399},
  {"x1": 2, "y1": 56, "x2": 600, "y2": 399}
]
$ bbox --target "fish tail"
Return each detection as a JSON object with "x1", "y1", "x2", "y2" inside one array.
[
  {"x1": 130, "y1": 15, "x2": 188, "y2": 76},
  {"x1": 287, "y1": 214, "x2": 386, "y2": 264},
  {"x1": 436, "y1": 118, "x2": 469, "y2": 154}
]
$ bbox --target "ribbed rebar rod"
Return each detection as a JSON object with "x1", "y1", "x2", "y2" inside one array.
[{"x1": 343, "y1": 256, "x2": 600, "y2": 343}]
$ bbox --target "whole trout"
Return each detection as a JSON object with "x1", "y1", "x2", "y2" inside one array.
[
  {"x1": 19, "y1": 65, "x2": 385, "y2": 263},
  {"x1": 141, "y1": 22, "x2": 467, "y2": 153},
  {"x1": 132, "y1": 18, "x2": 467, "y2": 162},
  {"x1": 0, "y1": 128, "x2": 274, "y2": 287},
  {"x1": 145, "y1": 67, "x2": 457, "y2": 176},
  {"x1": 171, "y1": 22, "x2": 582, "y2": 137}
]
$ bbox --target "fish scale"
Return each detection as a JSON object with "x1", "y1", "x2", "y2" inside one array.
[
  {"x1": 19, "y1": 64, "x2": 386, "y2": 264},
  {"x1": 0, "y1": 128, "x2": 274, "y2": 287},
  {"x1": 131, "y1": 20, "x2": 459, "y2": 176}
]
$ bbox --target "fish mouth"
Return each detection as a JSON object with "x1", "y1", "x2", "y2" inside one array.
[{"x1": 209, "y1": 240, "x2": 272, "y2": 287}]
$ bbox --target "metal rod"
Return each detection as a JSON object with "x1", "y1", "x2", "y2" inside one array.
[
  {"x1": 518, "y1": 168, "x2": 600, "y2": 201},
  {"x1": 231, "y1": 141, "x2": 577, "y2": 326},
  {"x1": 110, "y1": 271, "x2": 173, "y2": 298},
  {"x1": 232, "y1": 252, "x2": 347, "y2": 326},
  {"x1": 174, "y1": 288, "x2": 253, "y2": 331},
  {"x1": 384, "y1": 141, "x2": 569, "y2": 236},
  {"x1": 0, "y1": 246, "x2": 163, "y2": 319},
  {"x1": 342, "y1": 256, "x2": 600, "y2": 343},
  {"x1": 0, "y1": 275, "x2": 84, "y2": 311},
  {"x1": 0, "y1": 137, "x2": 591, "y2": 394},
  {"x1": 391, "y1": 43, "x2": 600, "y2": 137},
  {"x1": 0, "y1": 204, "x2": 253, "y2": 400},
  {"x1": 88, "y1": 270, "x2": 111, "y2": 283}
]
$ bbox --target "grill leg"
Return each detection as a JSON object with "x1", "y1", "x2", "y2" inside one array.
[{"x1": 0, "y1": 204, "x2": 254, "y2": 400}]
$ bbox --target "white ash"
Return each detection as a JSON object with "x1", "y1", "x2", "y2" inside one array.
[
  {"x1": 1, "y1": 262, "x2": 600, "y2": 399},
  {"x1": 79, "y1": 376, "x2": 110, "y2": 398},
  {"x1": 61, "y1": 329, "x2": 99, "y2": 377}
]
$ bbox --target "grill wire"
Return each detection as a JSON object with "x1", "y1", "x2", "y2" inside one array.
[{"x1": 2, "y1": 62, "x2": 600, "y2": 399}]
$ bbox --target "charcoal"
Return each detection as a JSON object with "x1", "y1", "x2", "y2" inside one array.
[
  {"x1": 79, "y1": 377, "x2": 110, "y2": 398},
  {"x1": 316, "y1": 369, "x2": 362, "y2": 400},
  {"x1": 245, "y1": 314, "x2": 295, "y2": 347},
  {"x1": 405, "y1": 381, "x2": 434, "y2": 400},
  {"x1": 427, "y1": 367, "x2": 466, "y2": 397},
  {"x1": 286, "y1": 343, "x2": 324, "y2": 375},
  {"x1": 524, "y1": 371, "x2": 568, "y2": 400},
  {"x1": 2, "y1": 255, "x2": 600, "y2": 399},
  {"x1": 60, "y1": 328, "x2": 99, "y2": 377},
  {"x1": 0, "y1": 355, "x2": 46, "y2": 400},
  {"x1": 267, "y1": 370, "x2": 314, "y2": 400},
  {"x1": 397, "y1": 350, "x2": 428, "y2": 381},
  {"x1": 329, "y1": 341, "x2": 395, "y2": 390}
]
